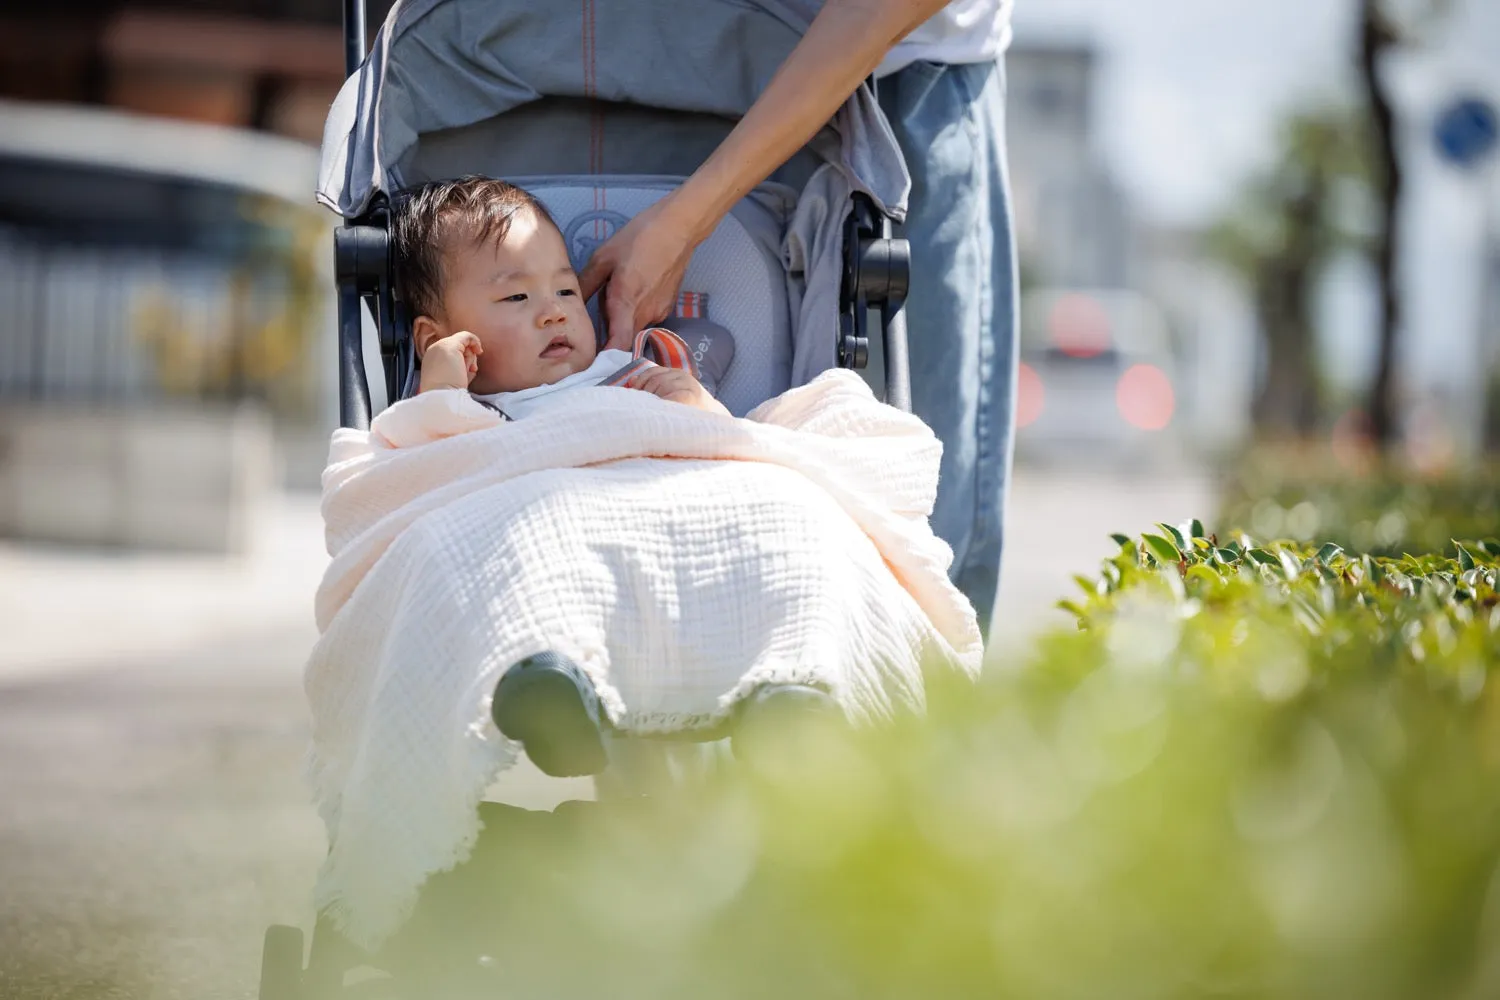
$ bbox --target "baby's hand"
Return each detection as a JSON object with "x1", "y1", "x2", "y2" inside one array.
[
  {"x1": 419, "y1": 331, "x2": 482, "y2": 393},
  {"x1": 626, "y1": 367, "x2": 730, "y2": 416}
]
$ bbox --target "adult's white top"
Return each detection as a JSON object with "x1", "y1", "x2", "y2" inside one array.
[
  {"x1": 777, "y1": 0, "x2": 1013, "y2": 78},
  {"x1": 876, "y1": 0, "x2": 1014, "y2": 77}
]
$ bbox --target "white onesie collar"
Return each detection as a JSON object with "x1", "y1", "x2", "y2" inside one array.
[{"x1": 471, "y1": 349, "x2": 632, "y2": 420}]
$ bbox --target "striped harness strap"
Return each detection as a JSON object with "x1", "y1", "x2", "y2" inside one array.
[
  {"x1": 473, "y1": 397, "x2": 511, "y2": 419},
  {"x1": 599, "y1": 327, "x2": 700, "y2": 388}
]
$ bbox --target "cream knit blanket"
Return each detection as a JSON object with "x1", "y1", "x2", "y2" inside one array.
[{"x1": 306, "y1": 369, "x2": 982, "y2": 948}]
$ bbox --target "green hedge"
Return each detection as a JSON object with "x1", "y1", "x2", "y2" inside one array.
[
  {"x1": 1061, "y1": 524, "x2": 1500, "y2": 683},
  {"x1": 1217, "y1": 453, "x2": 1500, "y2": 557},
  {"x1": 402, "y1": 529, "x2": 1500, "y2": 1000}
]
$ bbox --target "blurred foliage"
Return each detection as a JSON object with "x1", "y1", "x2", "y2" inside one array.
[
  {"x1": 1209, "y1": 106, "x2": 1373, "y2": 438},
  {"x1": 1218, "y1": 449, "x2": 1500, "y2": 557},
  {"x1": 360, "y1": 529, "x2": 1500, "y2": 1000},
  {"x1": 133, "y1": 195, "x2": 326, "y2": 417}
]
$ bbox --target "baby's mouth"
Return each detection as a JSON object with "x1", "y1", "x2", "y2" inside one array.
[{"x1": 539, "y1": 335, "x2": 572, "y2": 359}]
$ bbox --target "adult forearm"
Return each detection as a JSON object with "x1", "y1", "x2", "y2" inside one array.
[{"x1": 665, "y1": 0, "x2": 945, "y2": 242}]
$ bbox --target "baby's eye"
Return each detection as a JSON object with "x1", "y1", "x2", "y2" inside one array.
[
  {"x1": 501, "y1": 293, "x2": 527, "y2": 303},
  {"x1": 557, "y1": 288, "x2": 578, "y2": 298}
]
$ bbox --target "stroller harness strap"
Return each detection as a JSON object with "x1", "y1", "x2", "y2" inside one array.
[{"x1": 599, "y1": 327, "x2": 702, "y2": 387}]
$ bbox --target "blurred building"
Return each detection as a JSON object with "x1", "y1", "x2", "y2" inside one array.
[
  {"x1": 1005, "y1": 43, "x2": 1134, "y2": 290},
  {"x1": 1005, "y1": 39, "x2": 1254, "y2": 460},
  {"x1": 0, "y1": 2, "x2": 371, "y2": 551},
  {"x1": 0, "y1": 1, "x2": 394, "y2": 143}
]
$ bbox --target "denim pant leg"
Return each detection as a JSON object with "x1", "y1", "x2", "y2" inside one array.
[{"x1": 879, "y1": 59, "x2": 1018, "y2": 636}]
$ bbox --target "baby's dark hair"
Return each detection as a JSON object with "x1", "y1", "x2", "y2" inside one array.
[{"x1": 391, "y1": 176, "x2": 560, "y2": 319}]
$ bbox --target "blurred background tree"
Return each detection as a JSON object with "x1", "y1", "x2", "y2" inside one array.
[
  {"x1": 1210, "y1": 109, "x2": 1373, "y2": 440},
  {"x1": 1359, "y1": 0, "x2": 1404, "y2": 452},
  {"x1": 1359, "y1": 0, "x2": 1458, "y2": 455},
  {"x1": 1212, "y1": 0, "x2": 1459, "y2": 453}
]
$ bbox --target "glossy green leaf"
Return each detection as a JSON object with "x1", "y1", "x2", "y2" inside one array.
[
  {"x1": 1143, "y1": 533, "x2": 1181, "y2": 565},
  {"x1": 1457, "y1": 543, "x2": 1476, "y2": 572},
  {"x1": 1316, "y1": 543, "x2": 1343, "y2": 565},
  {"x1": 1185, "y1": 564, "x2": 1222, "y2": 588}
]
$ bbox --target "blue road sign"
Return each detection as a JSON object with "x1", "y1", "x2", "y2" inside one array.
[{"x1": 1435, "y1": 96, "x2": 1498, "y2": 170}]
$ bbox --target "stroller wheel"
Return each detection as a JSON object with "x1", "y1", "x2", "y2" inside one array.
[
  {"x1": 731, "y1": 683, "x2": 841, "y2": 772},
  {"x1": 259, "y1": 924, "x2": 305, "y2": 1000}
]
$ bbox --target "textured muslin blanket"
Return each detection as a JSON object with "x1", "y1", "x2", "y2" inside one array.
[{"x1": 306, "y1": 369, "x2": 983, "y2": 948}]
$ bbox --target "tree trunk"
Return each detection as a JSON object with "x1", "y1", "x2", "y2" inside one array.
[
  {"x1": 1250, "y1": 183, "x2": 1325, "y2": 438},
  {"x1": 1360, "y1": 0, "x2": 1404, "y2": 450},
  {"x1": 1252, "y1": 261, "x2": 1321, "y2": 437}
]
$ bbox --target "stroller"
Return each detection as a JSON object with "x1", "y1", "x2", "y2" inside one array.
[{"x1": 261, "y1": 0, "x2": 915, "y2": 995}]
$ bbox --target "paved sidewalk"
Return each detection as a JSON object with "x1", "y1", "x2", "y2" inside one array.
[
  {"x1": 0, "y1": 491, "x2": 328, "y2": 684},
  {"x1": 990, "y1": 466, "x2": 1219, "y2": 655}
]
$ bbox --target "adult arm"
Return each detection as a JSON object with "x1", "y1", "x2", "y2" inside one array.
[{"x1": 578, "y1": 0, "x2": 947, "y2": 348}]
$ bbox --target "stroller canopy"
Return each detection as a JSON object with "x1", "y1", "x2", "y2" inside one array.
[{"x1": 316, "y1": 0, "x2": 909, "y2": 220}]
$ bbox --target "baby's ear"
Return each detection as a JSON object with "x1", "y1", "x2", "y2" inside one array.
[{"x1": 412, "y1": 315, "x2": 443, "y2": 359}]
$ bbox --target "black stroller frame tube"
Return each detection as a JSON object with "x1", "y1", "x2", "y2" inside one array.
[
  {"x1": 883, "y1": 301, "x2": 912, "y2": 413},
  {"x1": 343, "y1": 0, "x2": 367, "y2": 79},
  {"x1": 337, "y1": 285, "x2": 372, "y2": 430},
  {"x1": 841, "y1": 193, "x2": 913, "y2": 413},
  {"x1": 335, "y1": 0, "x2": 373, "y2": 430},
  {"x1": 873, "y1": 211, "x2": 913, "y2": 413}
]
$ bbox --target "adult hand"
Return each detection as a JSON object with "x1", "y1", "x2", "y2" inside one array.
[
  {"x1": 578, "y1": 196, "x2": 704, "y2": 351},
  {"x1": 577, "y1": 0, "x2": 944, "y2": 349}
]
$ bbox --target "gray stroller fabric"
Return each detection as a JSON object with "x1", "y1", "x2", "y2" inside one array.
[
  {"x1": 521, "y1": 177, "x2": 792, "y2": 416},
  {"x1": 662, "y1": 315, "x2": 735, "y2": 399},
  {"x1": 316, "y1": 0, "x2": 911, "y2": 388}
]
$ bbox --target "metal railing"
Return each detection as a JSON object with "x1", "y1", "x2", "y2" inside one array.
[{"x1": 0, "y1": 226, "x2": 278, "y2": 405}]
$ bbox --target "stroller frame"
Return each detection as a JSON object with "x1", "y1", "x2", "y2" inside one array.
[{"x1": 261, "y1": 2, "x2": 917, "y2": 996}]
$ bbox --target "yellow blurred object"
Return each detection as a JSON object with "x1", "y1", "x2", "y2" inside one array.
[{"x1": 128, "y1": 194, "x2": 325, "y2": 415}]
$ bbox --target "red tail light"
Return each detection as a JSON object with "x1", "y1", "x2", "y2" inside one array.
[
  {"x1": 1017, "y1": 362, "x2": 1044, "y2": 428},
  {"x1": 1048, "y1": 293, "x2": 1111, "y2": 359},
  {"x1": 1116, "y1": 364, "x2": 1173, "y2": 430}
]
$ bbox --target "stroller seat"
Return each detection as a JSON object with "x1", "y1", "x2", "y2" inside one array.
[{"x1": 520, "y1": 178, "x2": 796, "y2": 416}]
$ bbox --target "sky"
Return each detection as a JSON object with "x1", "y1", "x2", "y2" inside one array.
[{"x1": 1009, "y1": 0, "x2": 1500, "y2": 429}]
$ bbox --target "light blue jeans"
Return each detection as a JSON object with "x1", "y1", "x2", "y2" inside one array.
[{"x1": 879, "y1": 58, "x2": 1018, "y2": 637}]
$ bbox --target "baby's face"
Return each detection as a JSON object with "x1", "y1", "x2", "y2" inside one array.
[{"x1": 432, "y1": 208, "x2": 598, "y2": 394}]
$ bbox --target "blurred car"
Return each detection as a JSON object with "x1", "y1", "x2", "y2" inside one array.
[{"x1": 1013, "y1": 287, "x2": 1180, "y2": 465}]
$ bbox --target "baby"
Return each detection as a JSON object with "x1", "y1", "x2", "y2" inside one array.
[
  {"x1": 388, "y1": 176, "x2": 830, "y2": 776},
  {"x1": 392, "y1": 175, "x2": 729, "y2": 419}
]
